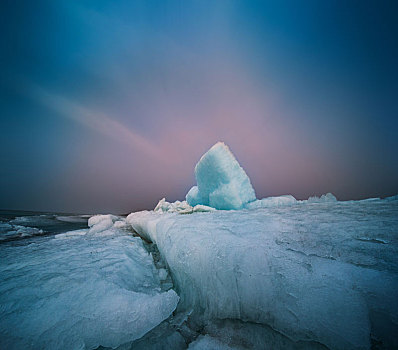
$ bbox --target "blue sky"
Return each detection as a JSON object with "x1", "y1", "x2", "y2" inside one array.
[{"x1": 1, "y1": 0, "x2": 397, "y2": 213}]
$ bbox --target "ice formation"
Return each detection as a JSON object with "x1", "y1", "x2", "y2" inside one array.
[
  {"x1": 1, "y1": 140, "x2": 397, "y2": 349},
  {"x1": 0, "y1": 222, "x2": 43, "y2": 241},
  {"x1": 307, "y1": 192, "x2": 337, "y2": 203},
  {"x1": 0, "y1": 215, "x2": 179, "y2": 349},
  {"x1": 127, "y1": 198, "x2": 398, "y2": 350},
  {"x1": 245, "y1": 194, "x2": 297, "y2": 209},
  {"x1": 154, "y1": 198, "x2": 215, "y2": 214},
  {"x1": 185, "y1": 142, "x2": 256, "y2": 210},
  {"x1": 188, "y1": 334, "x2": 241, "y2": 349}
]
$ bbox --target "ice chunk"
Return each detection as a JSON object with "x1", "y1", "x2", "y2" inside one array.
[
  {"x1": 154, "y1": 198, "x2": 193, "y2": 214},
  {"x1": 154, "y1": 198, "x2": 215, "y2": 214},
  {"x1": 245, "y1": 195, "x2": 297, "y2": 209},
  {"x1": 0, "y1": 221, "x2": 179, "y2": 349},
  {"x1": 186, "y1": 186, "x2": 202, "y2": 207},
  {"x1": 185, "y1": 142, "x2": 256, "y2": 210},
  {"x1": 0, "y1": 222, "x2": 43, "y2": 241},
  {"x1": 87, "y1": 214, "x2": 120, "y2": 234},
  {"x1": 127, "y1": 199, "x2": 398, "y2": 350},
  {"x1": 192, "y1": 204, "x2": 216, "y2": 213},
  {"x1": 113, "y1": 219, "x2": 130, "y2": 229},
  {"x1": 307, "y1": 192, "x2": 337, "y2": 203}
]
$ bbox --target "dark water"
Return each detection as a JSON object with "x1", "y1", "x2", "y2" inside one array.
[{"x1": 0, "y1": 209, "x2": 90, "y2": 243}]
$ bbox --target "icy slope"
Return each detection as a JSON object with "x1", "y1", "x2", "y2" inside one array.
[
  {"x1": 127, "y1": 198, "x2": 398, "y2": 350},
  {"x1": 0, "y1": 216, "x2": 179, "y2": 350}
]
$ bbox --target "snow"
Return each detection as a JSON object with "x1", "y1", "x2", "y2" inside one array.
[
  {"x1": 0, "y1": 216, "x2": 179, "y2": 350},
  {"x1": 185, "y1": 142, "x2": 256, "y2": 210},
  {"x1": 127, "y1": 199, "x2": 398, "y2": 350}
]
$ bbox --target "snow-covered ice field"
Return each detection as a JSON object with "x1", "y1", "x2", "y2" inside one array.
[
  {"x1": 0, "y1": 213, "x2": 178, "y2": 349},
  {"x1": 1, "y1": 143, "x2": 397, "y2": 349},
  {"x1": 128, "y1": 197, "x2": 398, "y2": 349},
  {"x1": 1, "y1": 198, "x2": 397, "y2": 349}
]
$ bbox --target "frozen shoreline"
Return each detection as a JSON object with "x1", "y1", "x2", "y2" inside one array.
[
  {"x1": 1, "y1": 141, "x2": 397, "y2": 349},
  {"x1": 1, "y1": 197, "x2": 397, "y2": 349}
]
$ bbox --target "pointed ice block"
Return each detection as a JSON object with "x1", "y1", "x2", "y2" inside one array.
[{"x1": 186, "y1": 142, "x2": 256, "y2": 210}]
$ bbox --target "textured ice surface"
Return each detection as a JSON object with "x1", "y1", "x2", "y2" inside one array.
[
  {"x1": 0, "y1": 222, "x2": 43, "y2": 241},
  {"x1": 154, "y1": 198, "x2": 215, "y2": 214},
  {"x1": 199, "y1": 319, "x2": 328, "y2": 350},
  {"x1": 186, "y1": 186, "x2": 202, "y2": 207},
  {"x1": 0, "y1": 216, "x2": 179, "y2": 350},
  {"x1": 87, "y1": 213, "x2": 120, "y2": 234},
  {"x1": 127, "y1": 199, "x2": 398, "y2": 350},
  {"x1": 307, "y1": 192, "x2": 337, "y2": 203},
  {"x1": 188, "y1": 335, "x2": 242, "y2": 349},
  {"x1": 245, "y1": 193, "x2": 339, "y2": 210},
  {"x1": 245, "y1": 194, "x2": 297, "y2": 209},
  {"x1": 185, "y1": 142, "x2": 256, "y2": 210},
  {"x1": 154, "y1": 198, "x2": 193, "y2": 214}
]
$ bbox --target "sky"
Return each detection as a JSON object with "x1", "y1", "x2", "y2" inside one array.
[{"x1": 1, "y1": 0, "x2": 397, "y2": 213}]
